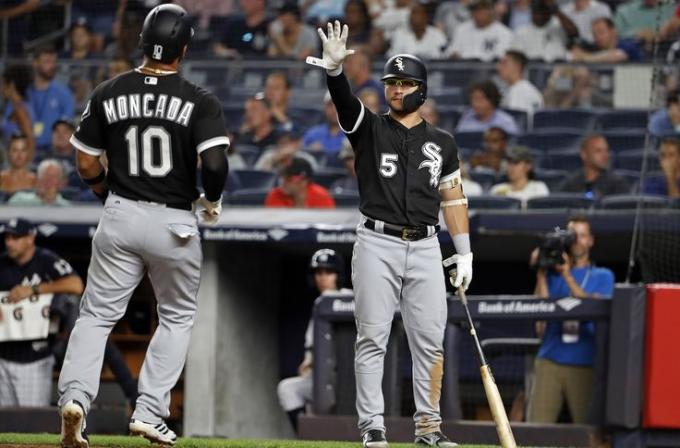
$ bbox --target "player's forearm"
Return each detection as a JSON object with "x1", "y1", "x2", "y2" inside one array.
[
  {"x1": 326, "y1": 71, "x2": 363, "y2": 131},
  {"x1": 37, "y1": 275, "x2": 84, "y2": 296},
  {"x1": 76, "y1": 151, "x2": 107, "y2": 196},
  {"x1": 442, "y1": 206, "x2": 469, "y2": 238},
  {"x1": 200, "y1": 145, "x2": 228, "y2": 202}
]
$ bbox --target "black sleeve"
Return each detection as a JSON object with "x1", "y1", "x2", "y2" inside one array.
[
  {"x1": 326, "y1": 71, "x2": 365, "y2": 133},
  {"x1": 70, "y1": 86, "x2": 105, "y2": 156},
  {"x1": 200, "y1": 145, "x2": 229, "y2": 202},
  {"x1": 194, "y1": 93, "x2": 230, "y2": 154}
]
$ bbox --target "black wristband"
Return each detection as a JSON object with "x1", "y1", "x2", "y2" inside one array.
[{"x1": 83, "y1": 170, "x2": 106, "y2": 186}]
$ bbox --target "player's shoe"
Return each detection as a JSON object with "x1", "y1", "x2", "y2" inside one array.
[
  {"x1": 362, "y1": 429, "x2": 389, "y2": 448},
  {"x1": 129, "y1": 418, "x2": 177, "y2": 446},
  {"x1": 415, "y1": 431, "x2": 458, "y2": 447},
  {"x1": 60, "y1": 400, "x2": 89, "y2": 448}
]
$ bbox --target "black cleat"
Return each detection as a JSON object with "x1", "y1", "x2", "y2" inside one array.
[
  {"x1": 362, "y1": 429, "x2": 389, "y2": 448},
  {"x1": 415, "y1": 431, "x2": 458, "y2": 447}
]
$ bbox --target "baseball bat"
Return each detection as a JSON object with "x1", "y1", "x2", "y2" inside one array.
[{"x1": 457, "y1": 287, "x2": 517, "y2": 448}]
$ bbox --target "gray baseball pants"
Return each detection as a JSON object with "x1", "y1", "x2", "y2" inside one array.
[
  {"x1": 352, "y1": 219, "x2": 448, "y2": 437},
  {"x1": 58, "y1": 194, "x2": 202, "y2": 424}
]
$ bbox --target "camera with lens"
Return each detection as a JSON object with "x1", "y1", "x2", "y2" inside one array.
[{"x1": 538, "y1": 228, "x2": 576, "y2": 268}]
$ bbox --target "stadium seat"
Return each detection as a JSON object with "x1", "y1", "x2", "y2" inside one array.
[
  {"x1": 223, "y1": 103, "x2": 245, "y2": 132},
  {"x1": 597, "y1": 194, "x2": 670, "y2": 210},
  {"x1": 468, "y1": 196, "x2": 522, "y2": 210},
  {"x1": 526, "y1": 194, "x2": 594, "y2": 210},
  {"x1": 236, "y1": 145, "x2": 262, "y2": 167},
  {"x1": 227, "y1": 188, "x2": 270, "y2": 206},
  {"x1": 430, "y1": 87, "x2": 464, "y2": 106},
  {"x1": 60, "y1": 187, "x2": 82, "y2": 201},
  {"x1": 438, "y1": 106, "x2": 462, "y2": 132},
  {"x1": 454, "y1": 131, "x2": 484, "y2": 150},
  {"x1": 603, "y1": 130, "x2": 648, "y2": 153},
  {"x1": 612, "y1": 169, "x2": 641, "y2": 193},
  {"x1": 313, "y1": 168, "x2": 347, "y2": 189},
  {"x1": 231, "y1": 169, "x2": 278, "y2": 190},
  {"x1": 545, "y1": 149, "x2": 582, "y2": 170},
  {"x1": 304, "y1": 150, "x2": 328, "y2": 168},
  {"x1": 469, "y1": 170, "x2": 497, "y2": 191},
  {"x1": 532, "y1": 109, "x2": 596, "y2": 132},
  {"x1": 333, "y1": 190, "x2": 360, "y2": 207},
  {"x1": 516, "y1": 129, "x2": 583, "y2": 152},
  {"x1": 614, "y1": 149, "x2": 660, "y2": 171},
  {"x1": 289, "y1": 106, "x2": 324, "y2": 130},
  {"x1": 596, "y1": 109, "x2": 649, "y2": 131},
  {"x1": 533, "y1": 169, "x2": 568, "y2": 191},
  {"x1": 502, "y1": 108, "x2": 529, "y2": 133}
]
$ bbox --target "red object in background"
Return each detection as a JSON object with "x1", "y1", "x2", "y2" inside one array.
[{"x1": 643, "y1": 284, "x2": 680, "y2": 429}]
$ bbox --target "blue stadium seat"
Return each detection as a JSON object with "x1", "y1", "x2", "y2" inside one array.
[
  {"x1": 313, "y1": 168, "x2": 346, "y2": 189},
  {"x1": 454, "y1": 131, "x2": 484, "y2": 150},
  {"x1": 438, "y1": 106, "x2": 462, "y2": 132},
  {"x1": 612, "y1": 169, "x2": 641, "y2": 193},
  {"x1": 232, "y1": 169, "x2": 277, "y2": 190},
  {"x1": 597, "y1": 194, "x2": 670, "y2": 210},
  {"x1": 469, "y1": 170, "x2": 497, "y2": 191},
  {"x1": 596, "y1": 109, "x2": 649, "y2": 131},
  {"x1": 545, "y1": 149, "x2": 582, "y2": 170},
  {"x1": 430, "y1": 87, "x2": 464, "y2": 106},
  {"x1": 223, "y1": 103, "x2": 245, "y2": 132},
  {"x1": 532, "y1": 109, "x2": 596, "y2": 132},
  {"x1": 526, "y1": 194, "x2": 594, "y2": 210},
  {"x1": 236, "y1": 145, "x2": 262, "y2": 167},
  {"x1": 468, "y1": 196, "x2": 522, "y2": 210},
  {"x1": 603, "y1": 130, "x2": 648, "y2": 152},
  {"x1": 333, "y1": 190, "x2": 360, "y2": 207},
  {"x1": 614, "y1": 149, "x2": 660, "y2": 171},
  {"x1": 227, "y1": 188, "x2": 269, "y2": 206},
  {"x1": 59, "y1": 187, "x2": 82, "y2": 201},
  {"x1": 516, "y1": 130, "x2": 583, "y2": 152},
  {"x1": 502, "y1": 108, "x2": 529, "y2": 133},
  {"x1": 289, "y1": 106, "x2": 323, "y2": 131},
  {"x1": 533, "y1": 169, "x2": 568, "y2": 191}
]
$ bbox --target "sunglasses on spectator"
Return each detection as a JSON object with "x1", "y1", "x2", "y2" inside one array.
[{"x1": 383, "y1": 79, "x2": 421, "y2": 87}]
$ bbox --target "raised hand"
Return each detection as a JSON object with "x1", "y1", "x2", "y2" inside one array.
[{"x1": 306, "y1": 20, "x2": 355, "y2": 71}]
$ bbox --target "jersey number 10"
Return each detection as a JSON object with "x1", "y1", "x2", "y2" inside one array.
[{"x1": 125, "y1": 125, "x2": 173, "y2": 177}]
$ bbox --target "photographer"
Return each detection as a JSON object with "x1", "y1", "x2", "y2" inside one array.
[{"x1": 527, "y1": 215, "x2": 614, "y2": 423}]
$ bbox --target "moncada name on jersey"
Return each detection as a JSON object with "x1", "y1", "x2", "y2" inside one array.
[{"x1": 102, "y1": 93, "x2": 195, "y2": 127}]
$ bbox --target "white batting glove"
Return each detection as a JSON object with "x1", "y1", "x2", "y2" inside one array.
[
  {"x1": 306, "y1": 20, "x2": 355, "y2": 72},
  {"x1": 196, "y1": 193, "x2": 222, "y2": 226},
  {"x1": 443, "y1": 252, "x2": 474, "y2": 291}
]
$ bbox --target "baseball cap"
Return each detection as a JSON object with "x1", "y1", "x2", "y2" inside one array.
[
  {"x1": 282, "y1": 157, "x2": 314, "y2": 178},
  {"x1": 469, "y1": 0, "x2": 494, "y2": 10},
  {"x1": 2, "y1": 218, "x2": 36, "y2": 236},
  {"x1": 506, "y1": 146, "x2": 533, "y2": 163}
]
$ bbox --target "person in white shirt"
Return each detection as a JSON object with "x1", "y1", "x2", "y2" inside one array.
[
  {"x1": 446, "y1": 0, "x2": 513, "y2": 61},
  {"x1": 490, "y1": 146, "x2": 549, "y2": 207},
  {"x1": 497, "y1": 50, "x2": 544, "y2": 114},
  {"x1": 511, "y1": 0, "x2": 579, "y2": 62},
  {"x1": 388, "y1": 3, "x2": 448, "y2": 59},
  {"x1": 370, "y1": 0, "x2": 415, "y2": 41},
  {"x1": 560, "y1": 0, "x2": 611, "y2": 43}
]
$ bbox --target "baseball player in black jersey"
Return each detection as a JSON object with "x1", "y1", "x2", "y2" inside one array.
[
  {"x1": 308, "y1": 22, "x2": 473, "y2": 448},
  {"x1": 57, "y1": 5, "x2": 228, "y2": 448}
]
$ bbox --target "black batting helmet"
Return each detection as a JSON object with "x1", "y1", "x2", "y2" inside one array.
[
  {"x1": 139, "y1": 4, "x2": 194, "y2": 64},
  {"x1": 381, "y1": 54, "x2": 428, "y2": 113},
  {"x1": 310, "y1": 248, "x2": 343, "y2": 273}
]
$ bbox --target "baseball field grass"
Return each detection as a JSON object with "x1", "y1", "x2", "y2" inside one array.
[{"x1": 0, "y1": 434, "x2": 498, "y2": 447}]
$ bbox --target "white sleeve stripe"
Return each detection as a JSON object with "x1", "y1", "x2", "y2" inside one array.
[
  {"x1": 439, "y1": 168, "x2": 461, "y2": 183},
  {"x1": 70, "y1": 135, "x2": 104, "y2": 156},
  {"x1": 197, "y1": 136, "x2": 230, "y2": 154},
  {"x1": 338, "y1": 101, "x2": 365, "y2": 134}
]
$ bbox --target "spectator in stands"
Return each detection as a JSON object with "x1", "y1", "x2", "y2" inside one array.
[
  {"x1": 72, "y1": 0, "x2": 118, "y2": 50},
  {"x1": 8, "y1": 159, "x2": 70, "y2": 206},
  {"x1": 445, "y1": 0, "x2": 513, "y2": 61},
  {"x1": 225, "y1": 131, "x2": 247, "y2": 171},
  {"x1": 303, "y1": 92, "x2": 346, "y2": 156},
  {"x1": 461, "y1": 163, "x2": 484, "y2": 196},
  {"x1": 61, "y1": 19, "x2": 98, "y2": 60},
  {"x1": 560, "y1": 0, "x2": 611, "y2": 44},
  {"x1": 457, "y1": 81, "x2": 519, "y2": 134},
  {"x1": 648, "y1": 89, "x2": 680, "y2": 137},
  {"x1": 569, "y1": 18, "x2": 641, "y2": 62},
  {"x1": 265, "y1": 72, "x2": 294, "y2": 132},
  {"x1": 419, "y1": 99, "x2": 439, "y2": 126},
  {"x1": 2, "y1": 64, "x2": 35, "y2": 155},
  {"x1": 256, "y1": 133, "x2": 318, "y2": 172},
  {"x1": 104, "y1": 5, "x2": 144, "y2": 60},
  {"x1": 0, "y1": 0, "x2": 40, "y2": 55},
  {"x1": 614, "y1": 0, "x2": 675, "y2": 52},
  {"x1": 28, "y1": 47, "x2": 75, "y2": 152},
  {"x1": 302, "y1": 0, "x2": 346, "y2": 24},
  {"x1": 62, "y1": 20, "x2": 100, "y2": 112},
  {"x1": 358, "y1": 89, "x2": 382, "y2": 114},
  {"x1": 49, "y1": 120, "x2": 75, "y2": 162},
  {"x1": 240, "y1": 93, "x2": 281, "y2": 151},
  {"x1": 344, "y1": 51, "x2": 384, "y2": 104},
  {"x1": 343, "y1": 0, "x2": 385, "y2": 57},
  {"x1": 173, "y1": 0, "x2": 236, "y2": 31},
  {"x1": 434, "y1": 0, "x2": 471, "y2": 41},
  {"x1": 0, "y1": 135, "x2": 36, "y2": 195},
  {"x1": 497, "y1": 50, "x2": 544, "y2": 114},
  {"x1": 490, "y1": 146, "x2": 549, "y2": 207},
  {"x1": 213, "y1": 0, "x2": 270, "y2": 58},
  {"x1": 0, "y1": 217, "x2": 84, "y2": 407},
  {"x1": 528, "y1": 215, "x2": 615, "y2": 423},
  {"x1": 542, "y1": 65, "x2": 596, "y2": 108},
  {"x1": 470, "y1": 127, "x2": 510, "y2": 174},
  {"x1": 369, "y1": 0, "x2": 414, "y2": 41},
  {"x1": 265, "y1": 157, "x2": 335, "y2": 208},
  {"x1": 388, "y1": 3, "x2": 448, "y2": 59},
  {"x1": 267, "y1": 3, "x2": 318, "y2": 61},
  {"x1": 497, "y1": 0, "x2": 532, "y2": 30},
  {"x1": 557, "y1": 134, "x2": 630, "y2": 198},
  {"x1": 277, "y1": 248, "x2": 351, "y2": 432},
  {"x1": 510, "y1": 0, "x2": 578, "y2": 62},
  {"x1": 107, "y1": 56, "x2": 133, "y2": 80},
  {"x1": 331, "y1": 142, "x2": 358, "y2": 192},
  {"x1": 643, "y1": 138, "x2": 680, "y2": 198}
]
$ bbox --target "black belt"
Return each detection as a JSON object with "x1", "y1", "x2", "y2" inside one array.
[
  {"x1": 112, "y1": 192, "x2": 193, "y2": 211},
  {"x1": 364, "y1": 219, "x2": 440, "y2": 241}
]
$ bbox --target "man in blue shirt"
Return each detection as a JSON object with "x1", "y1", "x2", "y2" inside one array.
[
  {"x1": 527, "y1": 215, "x2": 615, "y2": 423},
  {"x1": 302, "y1": 92, "x2": 347, "y2": 156},
  {"x1": 648, "y1": 89, "x2": 680, "y2": 137},
  {"x1": 643, "y1": 138, "x2": 680, "y2": 198},
  {"x1": 28, "y1": 46, "x2": 75, "y2": 151}
]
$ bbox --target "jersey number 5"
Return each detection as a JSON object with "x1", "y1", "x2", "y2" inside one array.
[
  {"x1": 380, "y1": 153, "x2": 398, "y2": 178},
  {"x1": 125, "y1": 125, "x2": 173, "y2": 177}
]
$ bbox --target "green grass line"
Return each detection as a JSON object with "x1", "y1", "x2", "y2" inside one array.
[{"x1": 0, "y1": 433, "x2": 497, "y2": 447}]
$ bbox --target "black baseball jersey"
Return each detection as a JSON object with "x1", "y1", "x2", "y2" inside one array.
[
  {"x1": 328, "y1": 74, "x2": 460, "y2": 227},
  {"x1": 0, "y1": 248, "x2": 76, "y2": 363},
  {"x1": 71, "y1": 70, "x2": 229, "y2": 205}
]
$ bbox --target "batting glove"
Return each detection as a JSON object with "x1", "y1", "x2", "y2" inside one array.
[
  {"x1": 306, "y1": 20, "x2": 355, "y2": 72},
  {"x1": 196, "y1": 194, "x2": 222, "y2": 226},
  {"x1": 443, "y1": 252, "x2": 473, "y2": 291}
]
